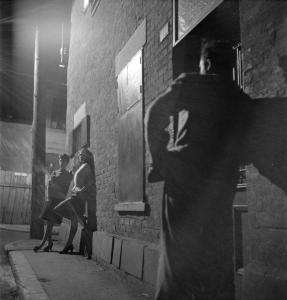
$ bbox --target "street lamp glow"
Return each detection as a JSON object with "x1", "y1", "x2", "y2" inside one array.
[{"x1": 83, "y1": 0, "x2": 90, "y2": 12}]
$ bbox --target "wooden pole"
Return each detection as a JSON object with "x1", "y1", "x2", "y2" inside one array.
[{"x1": 30, "y1": 26, "x2": 45, "y2": 239}]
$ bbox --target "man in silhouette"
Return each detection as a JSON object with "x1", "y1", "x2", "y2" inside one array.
[{"x1": 145, "y1": 39, "x2": 252, "y2": 300}]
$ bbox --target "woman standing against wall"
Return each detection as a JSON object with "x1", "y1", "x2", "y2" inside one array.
[
  {"x1": 54, "y1": 147, "x2": 97, "y2": 258},
  {"x1": 34, "y1": 154, "x2": 72, "y2": 252}
]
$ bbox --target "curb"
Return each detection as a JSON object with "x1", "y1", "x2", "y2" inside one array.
[
  {"x1": 8, "y1": 251, "x2": 49, "y2": 300},
  {"x1": 0, "y1": 224, "x2": 59, "y2": 236},
  {"x1": 0, "y1": 224, "x2": 30, "y2": 233}
]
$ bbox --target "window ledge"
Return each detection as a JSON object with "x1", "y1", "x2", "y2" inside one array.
[{"x1": 114, "y1": 202, "x2": 146, "y2": 212}]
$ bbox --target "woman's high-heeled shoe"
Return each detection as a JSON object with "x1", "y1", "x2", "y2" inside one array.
[
  {"x1": 59, "y1": 244, "x2": 74, "y2": 254},
  {"x1": 33, "y1": 245, "x2": 42, "y2": 252},
  {"x1": 43, "y1": 242, "x2": 53, "y2": 252}
]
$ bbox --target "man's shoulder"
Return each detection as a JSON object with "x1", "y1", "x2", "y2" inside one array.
[{"x1": 147, "y1": 85, "x2": 178, "y2": 114}]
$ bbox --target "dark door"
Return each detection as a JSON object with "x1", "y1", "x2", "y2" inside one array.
[
  {"x1": 173, "y1": 0, "x2": 240, "y2": 80},
  {"x1": 172, "y1": 1, "x2": 247, "y2": 299}
]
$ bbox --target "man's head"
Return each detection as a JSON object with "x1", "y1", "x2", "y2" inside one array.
[
  {"x1": 59, "y1": 153, "x2": 70, "y2": 169},
  {"x1": 199, "y1": 38, "x2": 234, "y2": 76}
]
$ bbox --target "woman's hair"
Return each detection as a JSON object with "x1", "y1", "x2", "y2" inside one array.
[
  {"x1": 79, "y1": 148, "x2": 95, "y2": 182},
  {"x1": 59, "y1": 153, "x2": 70, "y2": 164},
  {"x1": 200, "y1": 38, "x2": 234, "y2": 75}
]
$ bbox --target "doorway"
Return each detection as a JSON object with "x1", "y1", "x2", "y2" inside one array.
[
  {"x1": 172, "y1": 1, "x2": 247, "y2": 299},
  {"x1": 172, "y1": 0, "x2": 240, "y2": 80}
]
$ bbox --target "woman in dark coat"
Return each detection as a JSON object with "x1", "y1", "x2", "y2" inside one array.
[
  {"x1": 54, "y1": 147, "x2": 96, "y2": 256},
  {"x1": 34, "y1": 153, "x2": 72, "y2": 252}
]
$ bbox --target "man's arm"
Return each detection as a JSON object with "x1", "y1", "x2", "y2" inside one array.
[{"x1": 145, "y1": 95, "x2": 172, "y2": 182}]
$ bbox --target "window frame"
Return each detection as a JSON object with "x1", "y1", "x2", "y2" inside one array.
[
  {"x1": 114, "y1": 19, "x2": 146, "y2": 213},
  {"x1": 232, "y1": 204, "x2": 248, "y2": 274},
  {"x1": 91, "y1": 0, "x2": 101, "y2": 16},
  {"x1": 71, "y1": 115, "x2": 90, "y2": 156},
  {"x1": 173, "y1": 0, "x2": 224, "y2": 46},
  {"x1": 116, "y1": 49, "x2": 145, "y2": 209}
]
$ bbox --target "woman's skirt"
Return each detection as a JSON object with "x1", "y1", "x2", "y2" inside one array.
[
  {"x1": 39, "y1": 197, "x2": 63, "y2": 224},
  {"x1": 54, "y1": 185, "x2": 97, "y2": 225},
  {"x1": 53, "y1": 193, "x2": 84, "y2": 220}
]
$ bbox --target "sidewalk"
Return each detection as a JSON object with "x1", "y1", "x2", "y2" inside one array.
[
  {"x1": 5, "y1": 238, "x2": 155, "y2": 300},
  {"x1": 0, "y1": 224, "x2": 30, "y2": 233}
]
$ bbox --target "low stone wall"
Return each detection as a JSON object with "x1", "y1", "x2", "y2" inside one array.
[
  {"x1": 92, "y1": 231, "x2": 160, "y2": 285},
  {"x1": 58, "y1": 219, "x2": 160, "y2": 285}
]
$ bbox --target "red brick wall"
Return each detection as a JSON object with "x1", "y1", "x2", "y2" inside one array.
[{"x1": 67, "y1": 0, "x2": 173, "y2": 242}]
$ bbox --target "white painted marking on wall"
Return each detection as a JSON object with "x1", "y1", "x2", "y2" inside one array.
[
  {"x1": 74, "y1": 102, "x2": 87, "y2": 129},
  {"x1": 160, "y1": 22, "x2": 169, "y2": 43}
]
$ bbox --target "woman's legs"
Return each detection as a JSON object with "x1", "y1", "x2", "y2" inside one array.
[
  {"x1": 46, "y1": 222, "x2": 53, "y2": 244},
  {"x1": 33, "y1": 221, "x2": 54, "y2": 252},
  {"x1": 60, "y1": 212, "x2": 78, "y2": 253},
  {"x1": 66, "y1": 214, "x2": 78, "y2": 247},
  {"x1": 55, "y1": 196, "x2": 85, "y2": 253},
  {"x1": 43, "y1": 222, "x2": 54, "y2": 251}
]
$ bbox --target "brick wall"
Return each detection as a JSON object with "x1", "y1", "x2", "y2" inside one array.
[
  {"x1": 241, "y1": 1, "x2": 287, "y2": 98},
  {"x1": 240, "y1": 1, "x2": 287, "y2": 298},
  {"x1": 67, "y1": 0, "x2": 173, "y2": 243}
]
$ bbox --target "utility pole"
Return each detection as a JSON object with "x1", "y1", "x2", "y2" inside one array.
[{"x1": 30, "y1": 26, "x2": 45, "y2": 239}]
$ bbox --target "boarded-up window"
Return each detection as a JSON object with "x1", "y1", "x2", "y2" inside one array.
[{"x1": 117, "y1": 50, "x2": 143, "y2": 203}]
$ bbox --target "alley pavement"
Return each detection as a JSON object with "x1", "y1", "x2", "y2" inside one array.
[
  {"x1": 0, "y1": 226, "x2": 29, "y2": 300},
  {"x1": 2, "y1": 225, "x2": 154, "y2": 300}
]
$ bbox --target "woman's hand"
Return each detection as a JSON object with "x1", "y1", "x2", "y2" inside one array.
[
  {"x1": 72, "y1": 186, "x2": 81, "y2": 192},
  {"x1": 71, "y1": 186, "x2": 82, "y2": 196}
]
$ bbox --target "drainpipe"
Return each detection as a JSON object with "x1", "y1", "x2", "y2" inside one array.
[{"x1": 30, "y1": 26, "x2": 45, "y2": 239}]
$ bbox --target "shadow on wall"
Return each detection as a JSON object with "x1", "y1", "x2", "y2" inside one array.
[
  {"x1": 245, "y1": 97, "x2": 287, "y2": 195},
  {"x1": 240, "y1": 97, "x2": 287, "y2": 299},
  {"x1": 279, "y1": 55, "x2": 287, "y2": 83}
]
